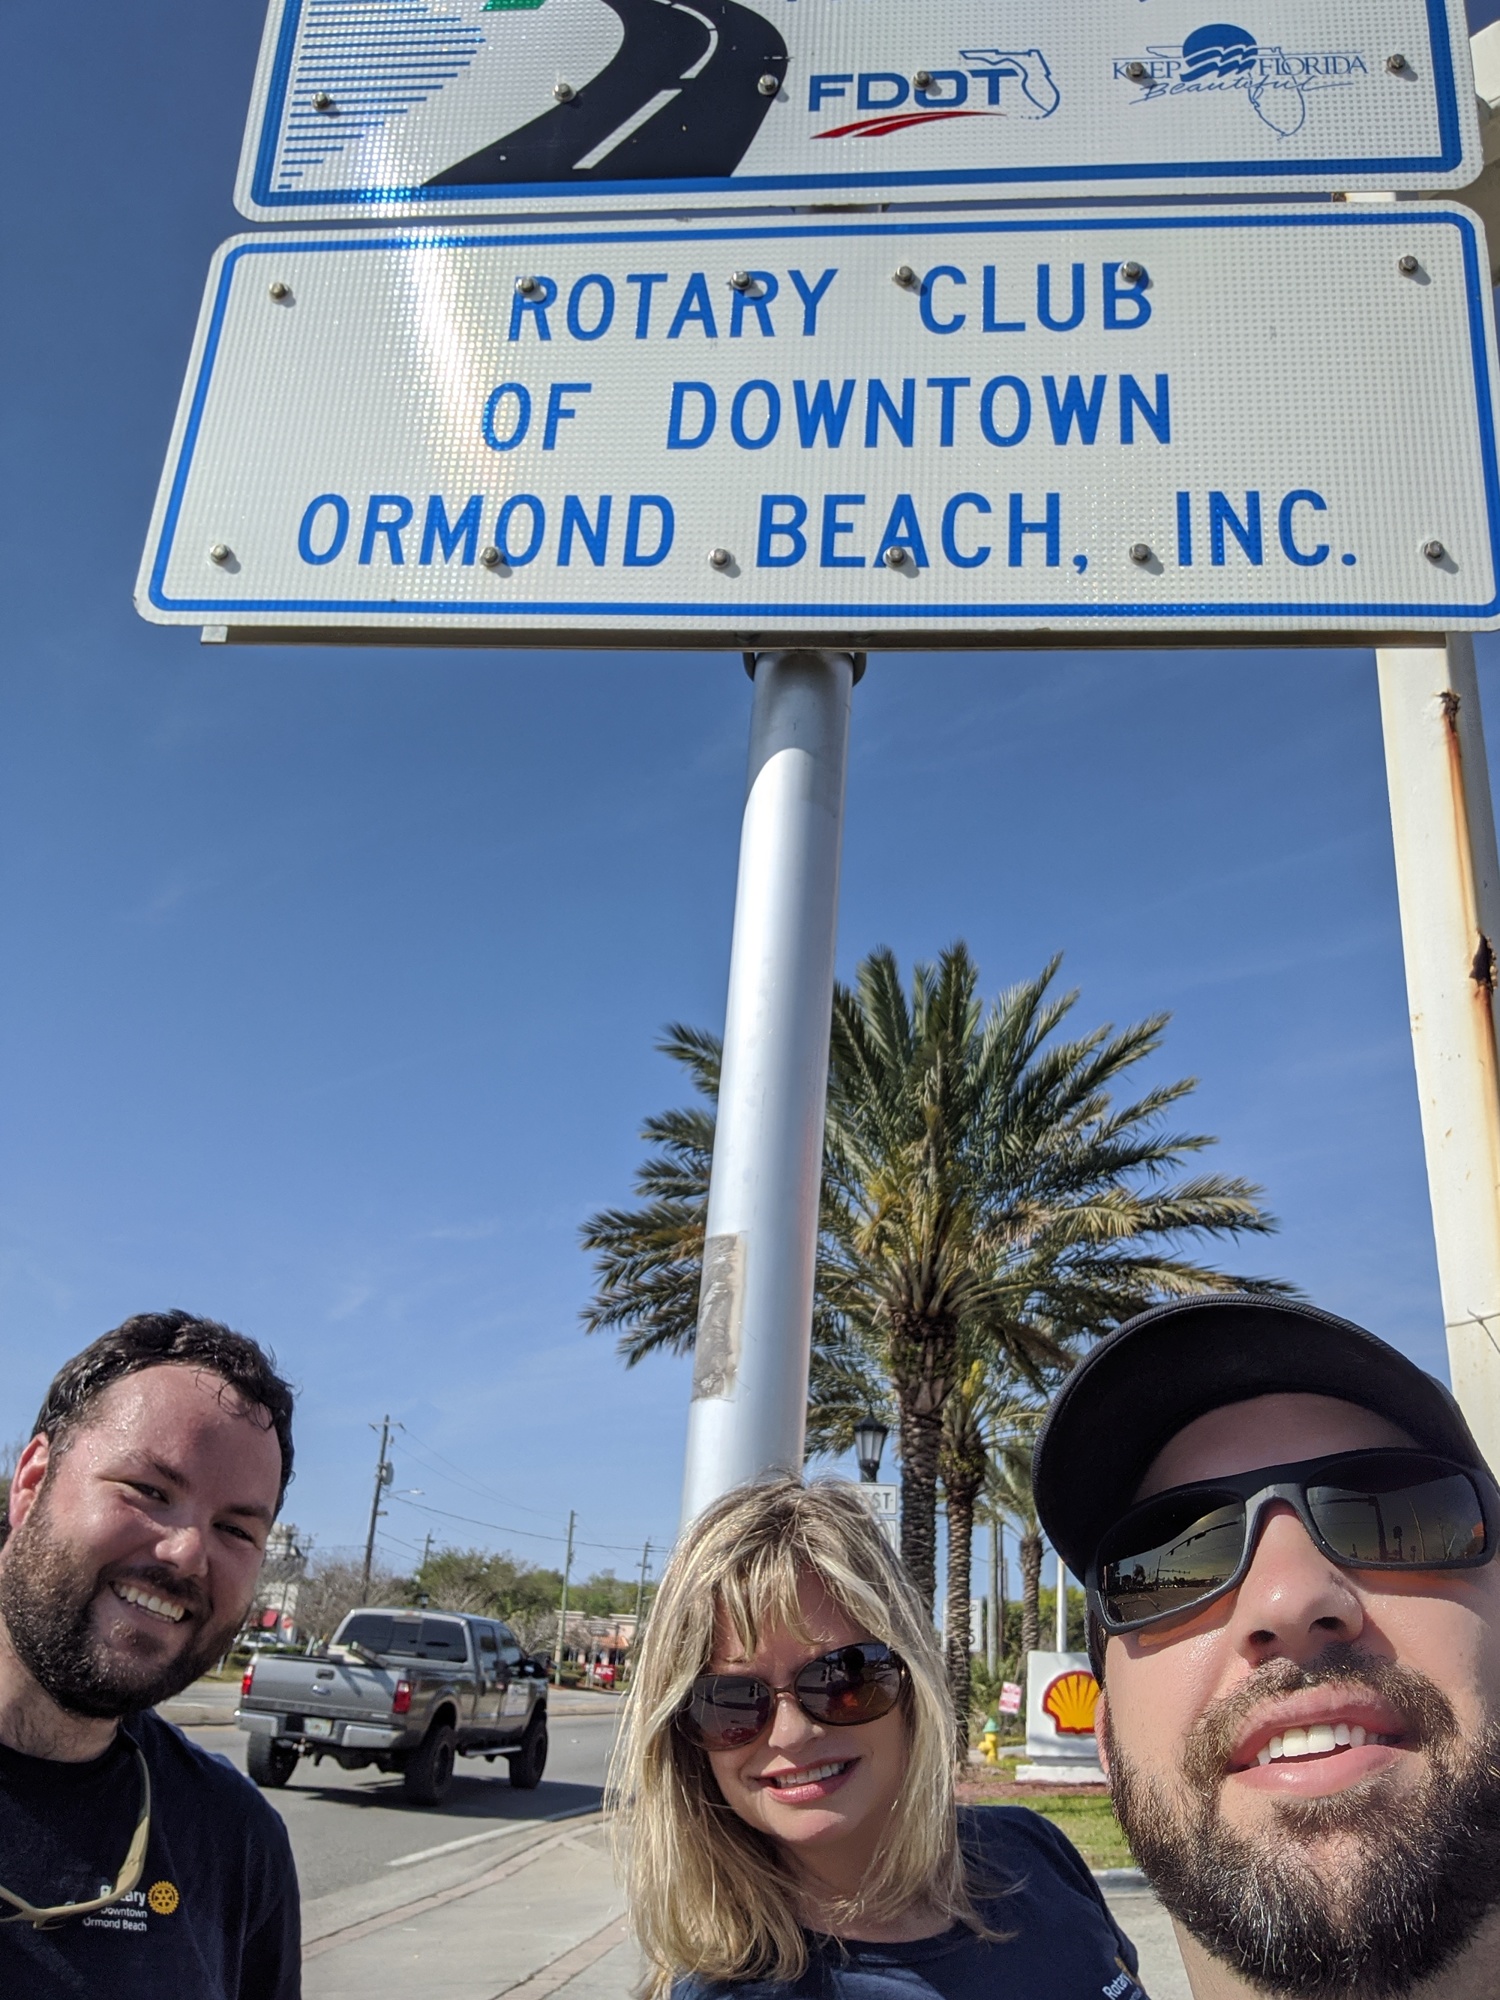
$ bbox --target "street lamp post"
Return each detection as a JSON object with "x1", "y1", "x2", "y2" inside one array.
[{"x1": 853, "y1": 1416, "x2": 889, "y2": 1485}]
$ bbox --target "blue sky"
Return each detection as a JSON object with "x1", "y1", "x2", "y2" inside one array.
[{"x1": 3, "y1": 4, "x2": 1500, "y2": 1581}]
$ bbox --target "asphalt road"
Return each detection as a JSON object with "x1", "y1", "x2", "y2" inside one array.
[
  {"x1": 427, "y1": 0, "x2": 787, "y2": 186},
  {"x1": 184, "y1": 1704, "x2": 621, "y2": 1904}
]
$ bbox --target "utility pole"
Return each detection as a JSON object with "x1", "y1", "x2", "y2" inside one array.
[
  {"x1": 361, "y1": 1417, "x2": 394, "y2": 1600},
  {"x1": 1378, "y1": 637, "x2": 1500, "y2": 1471},
  {"x1": 628, "y1": 1540, "x2": 653, "y2": 1684},
  {"x1": 1055, "y1": 1552, "x2": 1069, "y2": 1654},
  {"x1": 420, "y1": 1530, "x2": 433, "y2": 1572},
  {"x1": 553, "y1": 1509, "x2": 576, "y2": 1688}
]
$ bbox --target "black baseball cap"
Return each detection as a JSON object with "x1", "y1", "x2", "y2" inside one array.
[{"x1": 1033, "y1": 1293, "x2": 1493, "y2": 1581}]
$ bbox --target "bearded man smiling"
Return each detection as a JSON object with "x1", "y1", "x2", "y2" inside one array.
[
  {"x1": 1034, "y1": 1295, "x2": 1500, "y2": 2000},
  {"x1": 0, "y1": 1311, "x2": 299, "y2": 1997}
]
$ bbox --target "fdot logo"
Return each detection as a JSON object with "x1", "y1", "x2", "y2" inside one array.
[
  {"x1": 1115, "y1": 22, "x2": 1368, "y2": 136},
  {"x1": 810, "y1": 51, "x2": 1059, "y2": 140}
]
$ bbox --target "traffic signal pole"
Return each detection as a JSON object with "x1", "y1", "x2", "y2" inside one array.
[
  {"x1": 1377, "y1": 637, "x2": 1500, "y2": 1471},
  {"x1": 679, "y1": 651, "x2": 857, "y2": 1527}
]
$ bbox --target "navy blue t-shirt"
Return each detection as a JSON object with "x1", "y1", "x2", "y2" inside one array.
[
  {"x1": 0, "y1": 1707, "x2": 299, "y2": 1997},
  {"x1": 674, "y1": 1806, "x2": 1145, "y2": 2000}
]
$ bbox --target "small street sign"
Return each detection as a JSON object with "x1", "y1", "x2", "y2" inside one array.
[
  {"x1": 236, "y1": 0, "x2": 1481, "y2": 219},
  {"x1": 136, "y1": 208, "x2": 1500, "y2": 645}
]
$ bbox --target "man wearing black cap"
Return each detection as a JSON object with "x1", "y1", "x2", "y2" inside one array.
[{"x1": 1034, "y1": 1294, "x2": 1500, "y2": 2000}]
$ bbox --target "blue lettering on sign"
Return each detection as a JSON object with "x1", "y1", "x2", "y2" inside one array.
[
  {"x1": 420, "y1": 494, "x2": 481, "y2": 565},
  {"x1": 624, "y1": 496, "x2": 674, "y2": 566},
  {"x1": 298, "y1": 494, "x2": 349, "y2": 565}
]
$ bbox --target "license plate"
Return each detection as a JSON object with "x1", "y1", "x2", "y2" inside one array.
[{"x1": 305, "y1": 1716, "x2": 334, "y2": 1738}]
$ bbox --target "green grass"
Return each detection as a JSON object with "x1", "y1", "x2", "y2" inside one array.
[{"x1": 1013, "y1": 1796, "x2": 1133, "y2": 1871}]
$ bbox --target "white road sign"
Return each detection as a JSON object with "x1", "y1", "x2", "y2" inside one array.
[
  {"x1": 136, "y1": 209, "x2": 1500, "y2": 644},
  {"x1": 235, "y1": 0, "x2": 1481, "y2": 218}
]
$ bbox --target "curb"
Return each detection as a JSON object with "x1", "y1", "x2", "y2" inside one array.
[
  {"x1": 1093, "y1": 1868, "x2": 1149, "y2": 1890},
  {"x1": 303, "y1": 1810, "x2": 606, "y2": 1952}
]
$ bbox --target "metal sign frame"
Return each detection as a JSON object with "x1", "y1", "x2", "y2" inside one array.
[{"x1": 235, "y1": 0, "x2": 1480, "y2": 220}]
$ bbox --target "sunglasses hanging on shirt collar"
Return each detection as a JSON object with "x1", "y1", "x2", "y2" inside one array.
[{"x1": 0, "y1": 1741, "x2": 150, "y2": 1930}]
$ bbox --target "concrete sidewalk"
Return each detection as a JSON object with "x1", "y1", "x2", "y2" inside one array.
[{"x1": 301, "y1": 1816, "x2": 1190, "y2": 2000}]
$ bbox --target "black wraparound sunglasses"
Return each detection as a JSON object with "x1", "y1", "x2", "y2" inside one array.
[
  {"x1": 1088, "y1": 1448, "x2": 1499, "y2": 1637},
  {"x1": 677, "y1": 1641, "x2": 907, "y2": 1751}
]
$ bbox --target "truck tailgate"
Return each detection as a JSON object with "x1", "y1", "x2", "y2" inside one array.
[{"x1": 243, "y1": 1654, "x2": 400, "y2": 1720}]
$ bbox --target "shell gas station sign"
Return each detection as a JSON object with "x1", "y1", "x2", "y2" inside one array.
[{"x1": 1018, "y1": 1650, "x2": 1105, "y2": 1782}]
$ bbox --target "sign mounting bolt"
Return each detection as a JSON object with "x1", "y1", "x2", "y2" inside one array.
[
  {"x1": 1125, "y1": 60, "x2": 1147, "y2": 80},
  {"x1": 883, "y1": 545, "x2": 908, "y2": 568},
  {"x1": 709, "y1": 548, "x2": 731, "y2": 569},
  {"x1": 912, "y1": 70, "x2": 935, "y2": 89},
  {"x1": 893, "y1": 264, "x2": 917, "y2": 287},
  {"x1": 312, "y1": 90, "x2": 334, "y2": 111},
  {"x1": 1399, "y1": 254, "x2": 1419, "y2": 274},
  {"x1": 1386, "y1": 52, "x2": 1408, "y2": 72},
  {"x1": 1130, "y1": 543, "x2": 1152, "y2": 564},
  {"x1": 516, "y1": 275, "x2": 542, "y2": 297},
  {"x1": 209, "y1": 543, "x2": 231, "y2": 565},
  {"x1": 758, "y1": 73, "x2": 780, "y2": 96},
  {"x1": 1120, "y1": 260, "x2": 1145, "y2": 284},
  {"x1": 553, "y1": 80, "x2": 575, "y2": 101},
  {"x1": 480, "y1": 545, "x2": 505, "y2": 569},
  {"x1": 1424, "y1": 539, "x2": 1447, "y2": 562},
  {"x1": 730, "y1": 270, "x2": 757, "y2": 292},
  {"x1": 268, "y1": 280, "x2": 291, "y2": 301}
]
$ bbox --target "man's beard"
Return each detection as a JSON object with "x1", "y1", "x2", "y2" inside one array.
[
  {"x1": 1106, "y1": 1648, "x2": 1500, "y2": 1999},
  {"x1": 0, "y1": 1489, "x2": 237, "y2": 1718}
]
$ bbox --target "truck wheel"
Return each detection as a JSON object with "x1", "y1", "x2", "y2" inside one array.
[
  {"x1": 403, "y1": 1722, "x2": 457, "y2": 1806},
  {"x1": 508, "y1": 1716, "x2": 548, "y2": 1791},
  {"x1": 246, "y1": 1734, "x2": 299, "y2": 1789}
]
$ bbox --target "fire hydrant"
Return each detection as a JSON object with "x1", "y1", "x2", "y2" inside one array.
[{"x1": 980, "y1": 1715, "x2": 1000, "y2": 1764}]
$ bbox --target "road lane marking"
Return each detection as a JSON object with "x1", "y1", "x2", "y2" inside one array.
[
  {"x1": 305, "y1": 1815, "x2": 603, "y2": 1959},
  {"x1": 573, "y1": 91, "x2": 682, "y2": 171},
  {"x1": 387, "y1": 1802, "x2": 599, "y2": 1869}
]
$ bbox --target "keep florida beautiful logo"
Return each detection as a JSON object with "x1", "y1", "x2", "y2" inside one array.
[
  {"x1": 809, "y1": 51, "x2": 1060, "y2": 140},
  {"x1": 1114, "y1": 22, "x2": 1368, "y2": 136}
]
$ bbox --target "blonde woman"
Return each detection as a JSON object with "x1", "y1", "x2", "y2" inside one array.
[{"x1": 612, "y1": 1477, "x2": 1145, "y2": 2000}]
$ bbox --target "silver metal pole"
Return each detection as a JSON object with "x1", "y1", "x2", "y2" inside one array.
[
  {"x1": 1377, "y1": 637, "x2": 1500, "y2": 1469},
  {"x1": 680, "y1": 650, "x2": 858, "y2": 1526}
]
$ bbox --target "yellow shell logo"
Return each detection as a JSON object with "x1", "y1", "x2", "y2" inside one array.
[
  {"x1": 147, "y1": 1881, "x2": 180, "y2": 1917},
  {"x1": 1041, "y1": 1669, "x2": 1100, "y2": 1736}
]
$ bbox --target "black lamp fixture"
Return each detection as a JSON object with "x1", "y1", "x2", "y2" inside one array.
[{"x1": 853, "y1": 1415, "x2": 889, "y2": 1484}]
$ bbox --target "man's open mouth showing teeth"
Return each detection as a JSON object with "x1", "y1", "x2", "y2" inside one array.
[
  {"x1": 767, "y1": 1761, "x2": 850, "y2": 1788},
  {"x1": 111, "y1": 1580, "x2": 188, "y2": 1625},
  {"x1": 1254, "y1": 1722, "x2": 1396, "y2": 1765}
]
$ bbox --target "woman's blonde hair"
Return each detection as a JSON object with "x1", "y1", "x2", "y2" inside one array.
[{"x1": 609, "y1": 1476, "x2": 980, "y2": 1996}]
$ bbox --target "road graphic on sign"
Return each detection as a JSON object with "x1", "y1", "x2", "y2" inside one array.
[
  {"x1": 429, "y1": 0, "x2": 787, "y2": 185},
  {"x1": 236, "y1": 0, "x2": 1481, "y2": 216}
]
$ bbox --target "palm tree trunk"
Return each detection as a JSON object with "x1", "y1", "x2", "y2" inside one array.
[
  {"x1": 942, "y1": 1478, "x2": 980, "y2": 1757},
  {"x1": 897, "y1": 1400, "x2": 941, "y2": 1617},
  {"x1": 1019, "y1": 1530, "x2": 1042, "y2": 1673}
]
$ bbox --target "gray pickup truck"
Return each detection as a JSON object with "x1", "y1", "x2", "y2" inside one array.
[{"x1": 236, "y1": 1606, "x2": 548, "y2": 1805}]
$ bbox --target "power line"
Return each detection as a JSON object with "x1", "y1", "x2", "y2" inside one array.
[
  {"x1": 389, "y1": 1491, "x2": 666, "y2": 1558},
  {"x1": 395, "y1": 1426, "x2": 565, "y2": 1521}
]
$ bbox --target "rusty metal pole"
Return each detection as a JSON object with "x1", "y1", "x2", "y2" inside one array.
[{"x1": 1377, "y1": 637, "x2": 1500, "y2": 1469}]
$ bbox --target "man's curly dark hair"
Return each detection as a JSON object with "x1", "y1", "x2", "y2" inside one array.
[{"x1": 3, "y1": 1310, "x2": 294, "y2": 1544}]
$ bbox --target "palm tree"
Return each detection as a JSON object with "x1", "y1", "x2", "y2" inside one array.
[
  {"x1": 987, "y1": 1427, "x2": 1045, "y2": 1677},
  {"x1": 579, "y1": 1025, "x2": 718, "y2": 1364},
  {"x1": 818, "y1": 945, "x2": 1286, "y2": 1618},
  {"x1": 581, "y1": 946, "x2": 1288, "y2": 1635}
]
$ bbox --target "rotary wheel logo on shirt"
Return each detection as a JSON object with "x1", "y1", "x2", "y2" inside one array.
[{"x1": 147, "y1": 1880, "x2": 180, "y2": 1916}]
